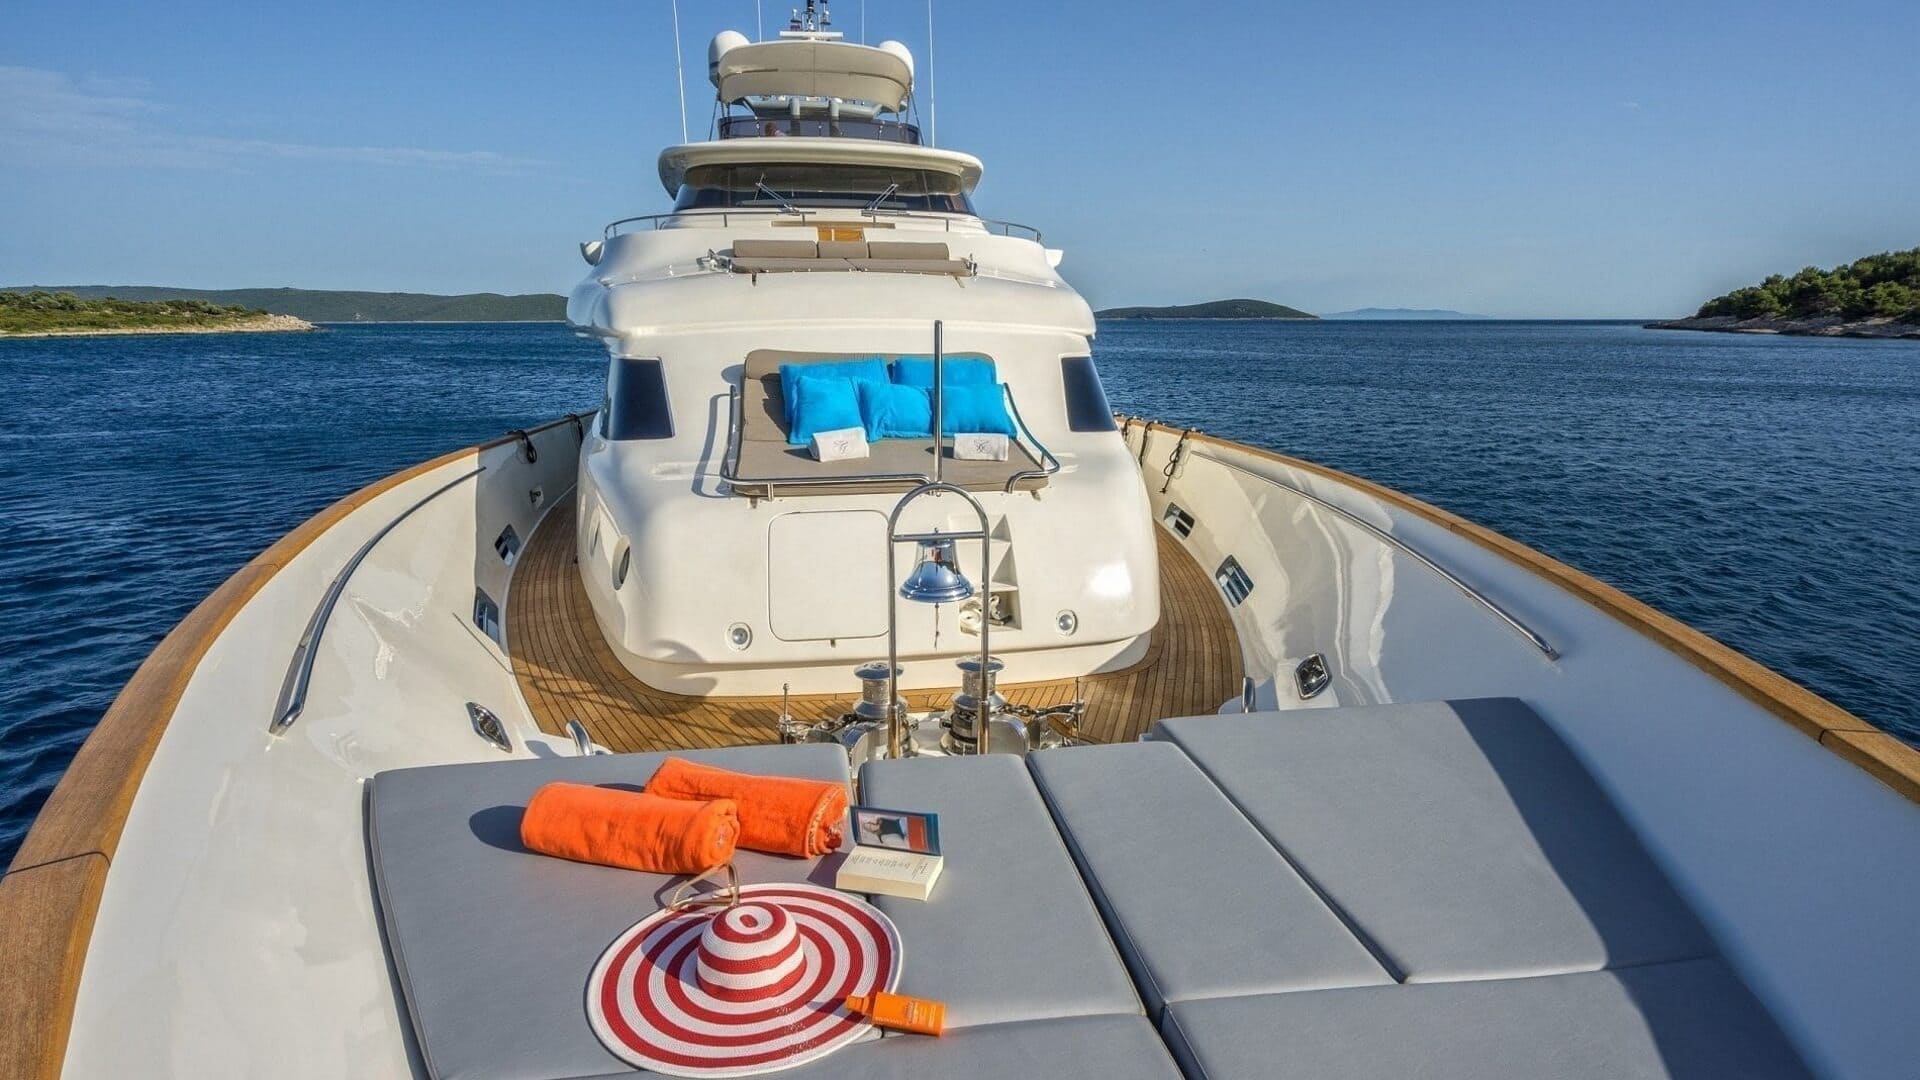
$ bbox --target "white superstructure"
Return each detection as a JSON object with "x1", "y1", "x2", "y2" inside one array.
[{"x1": 567, "y1": 26, "x2": 1157, "y2": 695}]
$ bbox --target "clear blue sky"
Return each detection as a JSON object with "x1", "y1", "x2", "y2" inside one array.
[{"x1": 3, "y1": 0, "x2": 1915, "y2": 317}]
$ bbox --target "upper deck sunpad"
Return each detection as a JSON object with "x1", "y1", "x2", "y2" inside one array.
[
  {"x1": 1153, "y1": 699, "x2": 1715, "y2": 981},
  {"x1": 1027, "y1": 742, "x2": 1391, "y2": 1014},
  {"x1": 858, "y1": 754, "x2": 1144, "y2": 1029},
  {"x1": 367, "y1": 744, "x2": 851, "y2": 1080}
]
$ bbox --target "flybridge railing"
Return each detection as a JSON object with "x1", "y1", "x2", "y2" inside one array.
[
  {"x1": 603, "y1": 210, "x2": 1041, "y2": 243},
  {"x1": 717, "y1": 116, "x2": 922, "y2": 144}
]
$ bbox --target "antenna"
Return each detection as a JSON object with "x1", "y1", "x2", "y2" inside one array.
[
  {"x1": 925, "y1": 0, "x2": 937, "y2": 146},
  {"x1": 670, "y1": 0, "x2": 689, "y2": 143},
  {"x1": 756, "y1": 1, "x2": 763, "y2": 40}
]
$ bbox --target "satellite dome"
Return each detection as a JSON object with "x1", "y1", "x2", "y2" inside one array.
[
  {"x1": 875, "y1": 40, "x2": 915, "y2": 80},
  {"x1": 708, "y1": 31, "x2": 750, "y2": 86}
]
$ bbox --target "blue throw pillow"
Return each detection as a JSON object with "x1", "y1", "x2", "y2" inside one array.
[
  {"x1": 780, "y1": 358, "x2": 888, "y2": 434},
  {"x1": 891, "y1": 356, "x2": 997, "y2": 388},
  {"x1": 787, "y1": 376, "x2": 866, "y2": 446},
  {"x1": 937, "y1": 383, "x2": 1017, "y2": 437},
  {"x1": 857, "y1": 381, "x2": 933, "y2": 440}
]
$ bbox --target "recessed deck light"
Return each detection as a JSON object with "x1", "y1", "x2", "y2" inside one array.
[
  {"x1": 727, "y1": 623, "x2": 753, "y2": 650},
  {"x1": 1055, "y1": 610, "x2": 1078, "y2": 637}
]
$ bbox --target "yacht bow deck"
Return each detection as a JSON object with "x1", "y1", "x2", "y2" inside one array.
[{"x1": 507, "y1": 495, "x2": 1242, "y2": 750}]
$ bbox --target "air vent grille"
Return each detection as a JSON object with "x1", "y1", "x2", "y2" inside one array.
[
  {"x1": 1215, "y1": 556, "x2": 1254, "y2": 607},
  {"x1": 1162, "y1": 502, "x2": 1196, "y2": 538}
]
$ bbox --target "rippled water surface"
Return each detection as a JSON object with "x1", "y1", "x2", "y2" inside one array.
[{"x1": 2, "y1": 321, "x2": 1915, "y2": 866}]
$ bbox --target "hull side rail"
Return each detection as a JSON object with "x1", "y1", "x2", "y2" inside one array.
[
  {"x1": 1188, "y1": 447, "x2": 1559, "y2": 659},
  {"x1": 268, "y1": 465, "x2": 487, "y2": 735},
  {"x1": 1125, "y1": 419, "x2": 1915, "y2": 803},
  {"x1": 0, "y1": 410, "x2": 593, "y2": 1080}
]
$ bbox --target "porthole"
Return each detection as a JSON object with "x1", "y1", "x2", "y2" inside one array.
[{"x1": 613, "y1": 545, "x2": 632, "y2": 590}]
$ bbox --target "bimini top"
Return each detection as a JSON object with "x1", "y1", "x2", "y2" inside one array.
[{"x1": 709, "y1": 31, "x2": 915, "y2": 113}]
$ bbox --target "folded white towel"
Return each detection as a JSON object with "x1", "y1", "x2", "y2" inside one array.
[
  {"x1": 810, "y1": 426, "x2": 870, "y2": 462},
  {"x1": 953, "y1": 433, "x2": 1009, "y2": 461}
]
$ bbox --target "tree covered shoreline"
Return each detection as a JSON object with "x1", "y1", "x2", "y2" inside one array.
[
  {"x1": 1694, "y1": 249, "x2": 1920, "y2": 323},
  {"x1": 0, "y1": 291, "x2": 312, "y2": 336}
]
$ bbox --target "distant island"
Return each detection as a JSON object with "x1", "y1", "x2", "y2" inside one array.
[
  {"x1": 0, "y1": 286, "x2": 567, "y2": 324},
  {"x1": 1648, "y1": 248, "x2": 1920, "y2": 339},
  {"x1": 0, "y1": 291, "x2": 312, "y2": 338},
  {"x1": 1096, "y1": 298, "x2": 1317, "y2": 320},
  {"x1": 1321, "y1": 307, "x2": 1490, "y2": 320}
]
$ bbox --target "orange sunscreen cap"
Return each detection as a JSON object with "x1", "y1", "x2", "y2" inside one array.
[{"x1": 846, "y1": 991, "x2": 945, "y2": 1036}]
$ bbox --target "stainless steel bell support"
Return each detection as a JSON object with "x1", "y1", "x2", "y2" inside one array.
[{"x1": 884, "y1": 322, "x2": 995, "y2": 759}]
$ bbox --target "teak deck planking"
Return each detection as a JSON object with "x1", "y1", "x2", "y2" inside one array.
[{"x1": 507, "y1": 497, "x2": 1245, "y2": 751}]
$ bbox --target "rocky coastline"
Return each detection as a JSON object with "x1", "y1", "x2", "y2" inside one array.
[
  {"x1": 1645, "y1": 314, "x2": 1920, "y2": 340},
  {"x1": 0, "y1": 313, "x2": 316, "y2": 339}
]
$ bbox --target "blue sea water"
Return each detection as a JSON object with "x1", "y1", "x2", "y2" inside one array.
[{"x1": 1, "y1": 321, "x2": 1915, "y2": 867}]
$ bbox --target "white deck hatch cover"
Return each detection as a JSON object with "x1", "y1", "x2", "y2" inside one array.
[{"x1": 768, "y1": 510, "x2": 889, "y2": 641}]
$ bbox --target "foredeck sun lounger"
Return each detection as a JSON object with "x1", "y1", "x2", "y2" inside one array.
[
  {"x1": 366, "y1": 699, "x2": 1810, "y2": 1079},
  {"x1": 368, "y1": 744, "x2": 1179, "y2": 1080}
]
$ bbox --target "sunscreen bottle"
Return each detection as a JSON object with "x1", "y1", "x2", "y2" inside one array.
[{"x1": 845, "y1": 991, "x2": 945, "y2": 1036}]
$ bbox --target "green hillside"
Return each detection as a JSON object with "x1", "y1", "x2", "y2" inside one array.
[
  {"x1": 1096, "y1": 298, "x2": 1317, "y2": 320},
  {"x1": 1695, "y1": 248, "x2": 1920, "y2": 322},
  {"x1": 1, "y1": 290, "x2": 284, "y2": 334},
  {"x1": 1, "y1": 286, "x2": 566, "y2": 323}
]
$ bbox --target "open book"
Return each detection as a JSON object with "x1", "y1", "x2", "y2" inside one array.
[{"x1": 836, "y1": 806, "x2": 943, "y2": 901}]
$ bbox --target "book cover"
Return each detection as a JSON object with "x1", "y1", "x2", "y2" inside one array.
[{"x1": 837, "y1": 806, "x2": 943, "y2": 900}]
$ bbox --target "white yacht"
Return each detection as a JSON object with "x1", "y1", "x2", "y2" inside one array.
[{"x1": 4, "y1": 11, "x2": 1916, "y2": 1079}]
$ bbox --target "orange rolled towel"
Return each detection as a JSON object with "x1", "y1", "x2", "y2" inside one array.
[
  {"x1": 646, "y1": 757, "x2": 847, "y2": 857},
  {"x1": 521, "y1": 783, "x2": 738, "y2": 874}
]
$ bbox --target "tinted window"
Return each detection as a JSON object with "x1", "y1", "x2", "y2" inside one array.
[
  {"x1": 606, "y1": 358, "x2": 673, "y2": 440},
  {"x1": 674, "y1": 163, "x2": 975, "y2": 214},
  {"x1": 1061, "y1": 356, "x2": 1118, "y2": 432}
]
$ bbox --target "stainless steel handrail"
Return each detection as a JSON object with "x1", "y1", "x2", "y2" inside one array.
[
  {"x1": 1185, "y1": 448, "x2": 1559, "y2": 660},
  {"x1": 1001, "y1": 384, "x2": 1061, "y2": 493},
  {"x1": 604, "y1": 209, "x2": 1041, "y2": 242},
  {"x1": 268, "y1": 465, "x2": 486, "y2": 734}
]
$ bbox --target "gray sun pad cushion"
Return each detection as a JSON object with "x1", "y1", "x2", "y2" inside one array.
[
  {"x1": 858, "y1": 754, "x2": 1146, "y2": 1029},
  {"x1": 1027, "y1": 742, "x2": 1391, "y2": 1015},
  {"x1": 575, "y1": 1015, "x2": 1183, "y2": 1080},
  {"x1": 367, "y1": 744, "x2": 855, "y2": 1080},
  {"x1": 1152, "y1": 698, "x2": 1716, "y2": 982},
  {"x1": 1160, "y1": 957, "x2": 1812, "y2": 1080}
]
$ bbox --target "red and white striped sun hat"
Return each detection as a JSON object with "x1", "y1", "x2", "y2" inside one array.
[{"x1": 587, "y1": 884, "x2": 902, "y2": 1077}]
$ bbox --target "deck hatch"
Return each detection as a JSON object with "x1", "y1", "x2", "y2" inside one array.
[
  {"x1": 1215, "y1": 556, "x2": 1254, "y2": 607},
  {"x1": 768, "y1": 510, "x2": 888, "y2": 641}
]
